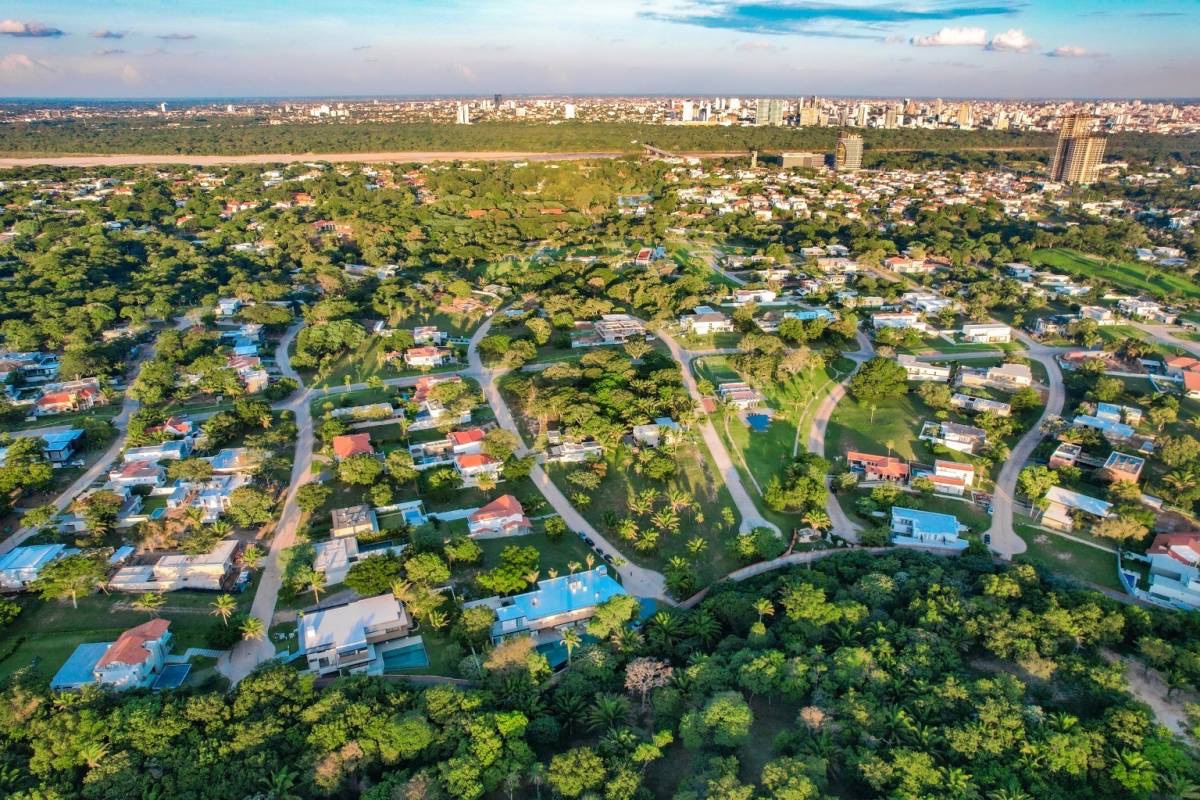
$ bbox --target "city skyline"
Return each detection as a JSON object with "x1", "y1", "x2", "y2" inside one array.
[{"x1": 0, "y1": 1, "x2": 1197, "y2": 99}]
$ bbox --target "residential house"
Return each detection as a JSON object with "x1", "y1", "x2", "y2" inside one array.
[
  {"x1": 956, "y1": 363, "x2": 1033, "y2": 392},
  {"x1": 107, "y1": 460, "x2": 167, "y2": 490},
  {"x1": 1102, "y1": 451, "x2": 1146, "y2": 483},
  {"x1": 732, "y1": 288, "x2": 777, "y2": 305},
  {"x1": 412, "y1": 326, "x2": 447, "y2": 345},
  {"x1": 454, "y1": 452, "x2": 503, "y2": 484},
  {"x1": 1143, "y1": 533, "x2": 1200, "y2": 611},
  {"x1": 1041, "y1": 486, "x2": 1112, "y2": 532},
  {"x1": 1048, "y1": 442, "x2": 1083, "y2": 469},
  {"x1": 42, "y1": 429, "x2": 85, "y2": 466},
  {"x1": 468, "y1": 495, "x2": 533, "y2": 538},
  {"x1": 592, "y1": 314, "x2": 646, "y2": 345},
  {"x1": 884, "y1": 256, "x2": 933, "y2": 274},
  {"x1": 313, "y1": 537, "x2": 406, "y2": 585},
  {"x1": 545, "y1": 440, "x2": 604, "y2": 464},
  {"x1": 717, "y1": 382, "x2": 762, "y2": 409},
  {"x1": 51, "y1": 619, "x2": 173, "y2": 691},
  {"x1": 1072, "y1": 414, "x2": 1136, "y2": 444},
  {"x1": 216, "y1": 298, "x2": 242, "y2": 317},
  {"x1": 0, "y1": 544, "x2": 78, "y2": 591},
  {"x1": 920, "y1": 460, "x2": 976, "y2": 496},
  {"x1": 299, "y1": 594, "x2": 416, "y2": 676},
  {"x1": 896, "y1": 354, "x2": 950, "y2": 382},
  {"x1": 961, "y1": 323, "x2": 1012, "y2": 344},
  {"x1": 108, "y1": 539, "x2": 240, "y2": 592},
  {"x1": 872, "y1": 311, "x2": 924, "y2": 330},
  {"x1": 919, "y1": 420, "x2": 987, "y2": 454},
  {"x1": 890, "y1": 507, "x2": 968, "y2": 553},
  {"x1": 208, "y1": 447, "x2": 264, "y2": 474},
  {"x1": 331, "y1": 505, "x2": 380, "y2": 539},
  {"x1": 332, "y1": 433, "x2": 374, "y2": 460},
  {"x1": 1079, "y1": 306, "x2": 1117, "y2": 325},
  {"x1": 124, "y1": 439, "x2": 191, "y2": 464},
  {"x1": 35, "y1": 379, "x2": 105, "y2": 416},
  {"x1": 481, "y1": 566, "x2": 627, "y2": 644},
  {"x1": 846, "y1": 452, "x2": 910, "y2": 483},
  {"x1": 950, "y1": 393, "x2": 1012, "y2": 417},
  {"x1": 679, "y1": 307, "x2": 734, "y2": 336},
  {"x1": 402, "y1": 346, "x2": 454, "y2": 368},
  {"x1": 631, "y1": 418, "x2": 682, "y2": 449}
]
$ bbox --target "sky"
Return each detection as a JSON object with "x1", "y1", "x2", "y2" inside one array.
[{"x1": 0, "y1": 0, "x2": 1197, "y2": 99}]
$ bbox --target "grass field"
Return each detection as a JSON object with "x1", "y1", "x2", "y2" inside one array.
[
  {"x1": 545, "y1": 441, "x2": 742, "y2": 587},
  {"x1": 1014, "y1": 518, "x2": 1123, "y2": 592},
  {"x1": 0, "y1": 402, "x2": 122, "y2": 434},
  {"x1": 0, "y1": 578, "x2": 260, "y2": 684},
  {"x1": 824, "y1": 392, "x2": 931, "y2": 463},
  {"x1": 1093, "y1": 325, "x2": 1184, "y2": 359},
  {"x1": 837, "y1": 488, "x2": 992, "y2": 533},
  {"x1": 1031, "y1": 248, "x2": 1200, "y2": 301}
]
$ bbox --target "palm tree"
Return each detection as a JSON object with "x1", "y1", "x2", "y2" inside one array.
[
  {"x1": 802, "y1": 509, "x2": 832, "y2": 532},
  {"x1": 426, "y1": 608, "x2": 449, "y2": 630},
  {"x1": 294, "y1": 565, "x2": 326, "y2": 606},
  {"x1": 584, "y1": 693, "x2": 630, "y2": 732},
  {"x1": 567, "y1": 560, "x2": 582, "y2": 575},
  {"x1": 241, "y1": 544, "x2": 263, "y2": 569},
  {"x1": 584, "y1": 553, "x2": 595, "y2": 571},
  {"x1": 526, "y1": 762, "x2": 546, "y2": 800},
  {"x1": 476, "y1": 473, "x2": 497, "y2": 496},
  {"x1": 209, "y1": 519, "x2": 232, "y2": 538},
  {"x1": 78, "y1": 741, "x2": 109, "y2": 770},
  {"x1": 546, "y1": 567, "x2": 558, "y2": 579},
  {"x1": 524, "y1": 569, "x2": 540, "y2": 588},
  {"x1": 666, "y1": 488, "x2": 692, "y2": 512},
  {"x1": 133, "y1": 592, "x2": 166, "y2": 618},
  {"x1": 650, "y1": 507, "x2": 680, "y2": 534},
  {"x1": 616, "y1": 517, "x2": 639, "y2": 541},
  {"x1": 240, "y1": 615, "x2": 266, "y2": 641},
  {"x1": 561, "y1": 627, "x2": 581, "y2": 666},
  {"x1": 885, "y1": 438, "x2": 895, "y2": 456},
  {"x1": 184, "y1": 507, "x2": 206, "y2": 529},
  {"x1": 753, "y1": 597, "x2": 774, "y2": 623},
  {"x1": 686, "y1": 536, "x2": 707, "y2": 556},
  {"x1": 211, "y1": 593, "x2": 237, "y2": 626}
]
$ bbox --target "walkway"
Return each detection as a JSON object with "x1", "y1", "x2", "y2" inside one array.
[
  {"x1": 0, "y1": 312, "x2": 198, "y2": 556},
  {"x1": 806, "y1": 332, "x2": 875, "y2": 541},
  {"x1": 655, "y1": 327, "x2": 780, "y2": 535},
  {"x1": 983, "y1": 331, "x2": 1066, "y2": 559}
]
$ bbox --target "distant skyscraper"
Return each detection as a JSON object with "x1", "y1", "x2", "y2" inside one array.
[
  {"x1": 797, "y1": 107, "x2": 819, "y2": 127},
  {"x1": 755, "y1": 99, "x2": 784, "y2": 126},
  {"x1": 1050, "y1": 114, "x2": 1107, "y2": 185},
  {"x1": 883, "y1": 106, "x2": 899, "y2": 129},
  {"x1": 956, "y1": 102, "x2": 972, "y2": 128},
  {"x1": 563, "y1": 103, "x2": 576, "y2": 119},
  {"x1": 681, "y1": 100, "x2": 694, "y2": 123},
  {"x1": 835, "y1": 131, "x2": 863, "y2": 171},
  {"x1": 159, "y1": 102, "x2": 167, "y2": 114},
  {"x1": 494, "y1": 94, "x2": 502, "y2": 109},
  {"x1": 455, "y1": 103, "x2": 471, "y2": 125},
  {"x1": 854, "y1": 104, "x2": 868, "y2": 127}
]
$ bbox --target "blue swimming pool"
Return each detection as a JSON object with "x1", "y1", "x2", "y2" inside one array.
[
  {"x1": 381, "y1": 642, "x2": 430, "y2": 671},
  {"x1": 152, "y1": 663, "x2": 191, "y2": 690},
  {"x1": 746, "y1": 413, "x2": 771, "y2": 432}
]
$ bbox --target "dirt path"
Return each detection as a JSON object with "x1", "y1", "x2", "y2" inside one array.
[{"x1": 1104, "y1": 650, "x2": 1196, "y2": 739}]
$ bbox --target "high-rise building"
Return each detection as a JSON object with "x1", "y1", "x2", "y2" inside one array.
[
  {"x1": 681, "y1": 100, "x2": 694, "y2": 123},
  {"x1": 884, "y1": 106, "x2": 899, "y2": 129},
  {"x1": 455, "y1": 103, "x2": 471, "y2": 125},
  {"x1": 854, "y1": 104, "x2": 869, "y2": 127},
  {"x1": 797, "y1": 107, "x2": 819, "y2": 127},
  {"x1": 835, "y1": 131, "x2": 863, "y2": 171},
  {"x1": 1050, "y1": 114, "x2": 1107, "y2": 185},
  {"x1": 563, "y1": 103, "x2": 576, "y2": 120},
  {"x1": 781, "y1": 151, "x2": 826, "y2": 169},
  {"x1": 493, "y1": 94, "x2": 502, "y2": 109},
  {"x1": 956, "y1": 102, "x2": 972, "y2": 128},
  {"x1": 755, "y1": 98, "x2": 784, "y2": 126}
]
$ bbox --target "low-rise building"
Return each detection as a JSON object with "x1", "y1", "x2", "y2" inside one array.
[
  {"x1": 454, "y1": 452, "x2": 503, "y2": 483},
  {"x1": 1143, "y1": 533, "x2": 1200, "y2": 611},
  {"x1": 51, "y1": 619, "x2": 173, "y2": 691},
  {"x1": 919, "y1": 420, "x2": 987, "y2": 454},
  {"x1": 890, "y1": 507, "x2": 968, "y2": 553},
  {"x1": 1041, "y1": 486, "x2": 1111, "y2": 532},
  {"x1": 124, "y1": 440, "x2": 192, "y2": 463},
  {"x1": 545, "y1": 440, "x2": 604, "y2": 463},
  {"x1": 1102, "y1": 451, "x2": 1145, "y2": 482},
  {"x1": 332, "y1": 433, "x2": 374, "y2": 460},
  {"x1": 732, "y1": 288, "x2": 777, "y2": 305},
  {"x1": 1048, "y1": 442, "x2": 1082, "y2": 469},
  {"x1": 679, "y1": 306, "x2": 734, "y2": 336},
  {"x1": 403, "y1": 346, "x2": 454, "y2": 368},
  {"x1": 299, "y1": 594, "x2": 416, "y2": 676},
  {"x1": 483, "y1": 566, "x2": 626, "y2": 644},
  {"x1": 950, "y1": 393, "x2": 1012, "y2": 417},
  {"x1": 0, "y1": 544, "x2": 78, "y2": 591},
  {"x1": 717, "y1": 382, "x2": 762, "y2": 409},
  {"x1": 896, "y1": 354, "x2": 950, "y2": 382},
  {"x1": 331, "y1": 505, "x2": 380, "y2": 538},
  {"x1": 956, "y1": 362, "x2": 1033, "y2": 392},
  {"x1": 846, "y1": 451, "x2": 909, "y2": 483},
  {"x1": 108, "y1": 539, "x2": 240, "y2": 593},
  {"x1": 468, "y1": 495, "x2": 533, "y2": 538},
  {"x1": 961, "y1": 323, "x2": 1012, "y2": 344}
]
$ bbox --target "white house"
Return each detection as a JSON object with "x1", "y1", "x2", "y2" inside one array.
[
  {"x1": 679, "y1": 307, "x2": 734, "y2": 336},
  {"x1": 299, "y1": 594, "x2": 416, "y2": 676},
  {"x1": 732, "y1": 288, "x2": 777, "y2": 305},
  {"x1": 896, "y1": 354, "x2": 950, "y2": 382},
  {"x1": 50, "y1": 619, "x2": 173, "y2": 692},
  {"x1": 961, "y1": 323, "x2": 1012, "y2": 344},
  {"x1": 1143, "y1": 533, "x2": 1200, "y2": 611},
  {"x1": 454, "y1": 452, "x2": 503, "y2": 484},
  {"x1": 467, "y1": 494, "x2": 532, "y2": 538},
  {"x1": 919, "y1": 420, "x2": 987, "y2": 454},
  {"x1": 108, "y1": 539, "x2": 239, "y2": 593},
  {"x1": 403, "y1": 346, "x2": 454, "y2": 368},
  {"x1": 0, "y1": 544, "x2": 79, "y2": 591}
]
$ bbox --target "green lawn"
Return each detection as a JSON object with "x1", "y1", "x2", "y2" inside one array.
[
  {"x1": 1093, "y1": 325, "x2": 1184, "y2": 359},
  {"x1": 825, "y1": 392, "x2": 931, "y2": 463},
  {"x1": 1031, "y1": 248, "x2": 1200, "y2": 301},
  {"x1": 545, "y1": 441, "x2": 742, "y2": 587},
  {"x1": 470, "y1": 524, "x2": 598, "y2": 587},
  {"x1": 313, "y1": 336, "x2": 462, "y2": 389},
  {"x1": 0, "y1": 580, "x2": 259, "y2": 684},
  {"x1": 1014, "y1": 518, "x2": 1123, "y2": 592},
  {"x1": 837, "y1": 488, "x2": 992, "y2": 533},
  {"x1": 0, "y1": 402, "x2": 122, "y2": 434}
]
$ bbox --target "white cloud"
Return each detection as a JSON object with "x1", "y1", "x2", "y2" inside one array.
[
  {"x1": 0, "y1": 19, "x2": 64, "y2": 37},
  {"x1": 1047, "y1": 45, "x2": 1090, "y2": 58},
  {"x1": 987, "y1": 28, "x2": 1036, "y2": 52},
  {"x1": 911, "y1": 27, "x2": 987, "y2": 47}
]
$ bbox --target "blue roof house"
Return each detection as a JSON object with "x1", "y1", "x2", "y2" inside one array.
[
  {"x1": 489, "y1": 566, "x2": 626, "y2": 644},
  {"x1": 890, "y1": 507, "x2": 969, "y2": 553}
]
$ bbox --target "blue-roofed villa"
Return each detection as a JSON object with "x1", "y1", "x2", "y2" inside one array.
[
  {"x1": 42, "y1": 428, "x2": 84, "y2": 466},
  {"x1": 481, "y1": 566, "x2": 627, "y2": 645},
  {"x1": 890, "y1": 507, "x2": 969, "y2": 553}
]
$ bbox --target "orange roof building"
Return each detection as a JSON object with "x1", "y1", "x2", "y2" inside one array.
[{"x1": 332, "y1": 433, "x2": 374, "y2": 460}]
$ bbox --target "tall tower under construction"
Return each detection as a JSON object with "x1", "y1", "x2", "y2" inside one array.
[{"x1": 1050, "y1": 114, "x2": 1107, "y2": 185}]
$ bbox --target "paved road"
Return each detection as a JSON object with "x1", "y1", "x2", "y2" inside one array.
[
  {"x1": 218, "y1": 321, "x2": 311, "y2": 682},
  {"x1": 656, "y1": 327, "x2": 781, "y2": 535},
  {"x1": 466, "y1": 317, "x2": 669, "y2": 600},
  {"x1": 983, "y1": 332, "x2": 1066, "y2": 559},
  {"x1": 807, "y1": 333, "x2": 875, "y2": 541},
  {"x1": 1130, "y1": 322, "x2": 1200, "y2": 359},
  {"x1": 0, "y1": 313, "x2": 197, "y2": 556},
  {"x1": 693, "y1": 246, "x2": 748, "y2": 287}
]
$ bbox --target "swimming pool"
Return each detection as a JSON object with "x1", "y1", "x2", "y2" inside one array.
[
  {"x1": 746, "y1": 413, "x2": 771, "y2": 432},
  {"x1": 381, "y1": 642, "x2": 430, "y2": 671},
  {"x1": 152, "y1": 663, "x2": 191, "y2": 690}
]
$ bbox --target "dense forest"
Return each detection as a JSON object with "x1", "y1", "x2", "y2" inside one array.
[
  {"x1": 2, "y1": 551, "x2": 1198, "y2": 799},
  {"x1": 0, "y1": 119, "x2": 1196, "y2": 163}
]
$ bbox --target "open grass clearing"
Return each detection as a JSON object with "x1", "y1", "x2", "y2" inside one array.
[
  {"x1": 1014, "y1": 517, "x2": 1123, "y2": 592},
  {"x1": 1031, "y1": 248, "x2": 1200, "y2": 301}
]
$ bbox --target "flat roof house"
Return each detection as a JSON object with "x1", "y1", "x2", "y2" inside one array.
[
  {"x1": 717, "y1": 382, "x2": 762, "y2": 409},
  {"x1": 1102, "y1": 451, "x2": 1146, "y2": 483},
  {"x1": 1042, "y1": 486, "x2": 1112, "y2": 532},
  {"x1": 950, "y1": 393, "x2": 1012, "y2": 417},
  {"x1": 890, "y1": 507, "x2": 968, "y2": 553},
  {"x1": 331, "y1": 505, "x2": 380, "y2": 539},
  {"x1": 679, "y1": 307, "x2": 734, "y2": 336},
  {"x1": 486, "y1": 566, "x2": 626, "y2": 645},
  {"x1": 108, "y1": 539, "x2": 240, "y2": 593},
  {"x1": 961, "y1": 323, "x2": 1013, "y2": 344},
  {"x1": 1143, "y1": 533, "x2": 1200, "y2": 611},
  {"x1": 299, "y1": 594, "x2": 415, "y2": 676},
  {"x1": 124, "y1": 439, "x2": 192, "y2": 464},
  {"x1": 896, "y1": 354, "x2": 950, "y2": 383}
]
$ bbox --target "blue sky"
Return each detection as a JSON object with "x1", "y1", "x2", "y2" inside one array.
[{"x1": 0, "y1": 1, "x2": 1196, "y2": 98}]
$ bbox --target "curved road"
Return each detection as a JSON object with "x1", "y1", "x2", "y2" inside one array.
[
  {"x1": 656, "y1": 327, "x2": 781, "y2": 535},
  {"x1": 807, "y1": 332, "x2": 875, "y2": 541},
  {"x1": 466, "y1": 317, "x2": 669, "y2": 600},
  {"x1": 983, "y1": 333, "x2": 1066, "y2": 559}
]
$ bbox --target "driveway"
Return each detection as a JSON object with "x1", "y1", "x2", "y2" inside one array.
[
  {"x1": 656, "y1": 327, "x2": 780, "y2": 535},
  {"x1": 982, "y1": 333, "x2": 1066, "y2": 559},
  {"x1": 467, "y1": 316, "x2": 669, "y2": 600},
  {"x1": 806, "y1": 332, "x2": 874, "y2": 540}
]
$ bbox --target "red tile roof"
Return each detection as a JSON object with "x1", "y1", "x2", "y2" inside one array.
[
  {"x1": 96, "y1": 619, "x2": 170, "y2": 668},
  {"x1": 455, "y1": 453, "x2": 498, "y2": 470},
  {"x1": 448, "y1": 428, "x2": 485, "y2": 446},
  {"x1": 470, "y1": 494, "x2": 525, "y2": 522},
  {"x1": 332, "y1": 433, "x2": 373, "y2": 459}
]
